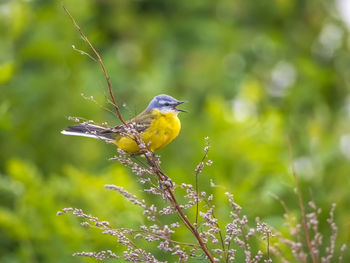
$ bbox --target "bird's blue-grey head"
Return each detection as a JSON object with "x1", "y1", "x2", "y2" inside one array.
[{"x1": 146, "y1": 94, "x2": 186, "y2": 113}]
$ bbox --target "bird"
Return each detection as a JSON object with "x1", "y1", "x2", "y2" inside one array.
[{"x1": 61, "y1": 94, "x2": 186, "y2": 154}]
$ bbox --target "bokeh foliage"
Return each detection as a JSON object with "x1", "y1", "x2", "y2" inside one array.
[{"x1": 1, "y1": 0, "x2": 350, "y2": 262}]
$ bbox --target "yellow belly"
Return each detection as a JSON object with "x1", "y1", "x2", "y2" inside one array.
[{"x1": 113, "y1": 111, "x2": 181, "y2": 153}]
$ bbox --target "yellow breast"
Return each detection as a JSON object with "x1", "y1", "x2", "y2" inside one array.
[{"x1": 113, "y1": 109, "x2": 181, "y2": 153}]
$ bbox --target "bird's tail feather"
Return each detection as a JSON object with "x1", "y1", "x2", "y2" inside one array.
[{"x1": 61, "y1": 124, "x2": 114, "y2": 141}]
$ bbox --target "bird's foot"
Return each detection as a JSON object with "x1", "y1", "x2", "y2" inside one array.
[{"x1": 159, "y1": 174, "x2": 173, "y2": 189}]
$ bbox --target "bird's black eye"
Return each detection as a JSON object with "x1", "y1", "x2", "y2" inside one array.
[{"x1": 164, "y1": 103, "x2": 170, "y2": 106}]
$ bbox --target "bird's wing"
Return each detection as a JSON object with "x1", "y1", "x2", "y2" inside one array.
[
  {"x1": 62, "y1": 111, "x2": 155, "y2": 141},
  {"x1": 131, "y1": 110, "x2": 155, "y2": 132},
  {"x1": 104, "y1": 110, "x2": 155, "y2": 136}
]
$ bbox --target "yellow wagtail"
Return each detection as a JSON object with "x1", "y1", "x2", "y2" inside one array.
[{"x1": 61, "y1": 94, "x2": 186, "y2": 153}]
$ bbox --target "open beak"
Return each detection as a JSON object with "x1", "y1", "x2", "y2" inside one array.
[{"x1": 174, "y1": 100, "x2": 187, "y2": 112}]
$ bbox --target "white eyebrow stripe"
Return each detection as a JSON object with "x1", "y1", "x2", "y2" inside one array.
[{"x1": 158, "y1": 100, "x2": 167, "y2": 105}]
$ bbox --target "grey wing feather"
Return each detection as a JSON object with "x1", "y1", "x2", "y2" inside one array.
[
  {"x1": 62, "y1": 111, "x2": 155, "y2": 141},
  {"x1": 62, "y1": 123, "x2": 115, "y2": 140},
  {"x1": 110, "y1": 110, "x2": 155, "y2": 134}
]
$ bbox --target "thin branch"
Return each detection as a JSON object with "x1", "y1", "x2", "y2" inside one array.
[
  {"x1": 287, "y1": 137, "x2": 318, "y2": 263},
  {"x1": 267, "y1": 232, "x2": 270, "y2": 261},
  {"x1": 72, "y1": 44, "x2": 97, "y2": 62},
  {"x1": 226, "y1": 242, "x2": 231, "y2": 263},
  {"x1": 167, "y1": 187, "x2": 215, "y2": 262},
  {"x1": 132, "y1": 229, "x2": 200, "y2": 248},
  {"x1": 269, "y1": 192, "x2": 290, "y2": 214},
  {"x1": 214, "y1": 215, "x2": 226, "y2": 259},
  {"x1": 62, "y1": 5, "x2": 127, "y2": 126},
  {"x1": 145, "y1": 155, "x2": 215, "y2": 262},
  {"x1": 204, "y1": 198, "x2": 226, "y2": 258},
  {"x1": 80, "y1": 92, "x2": 116, "y2": 116},
  {"x1": 195, "y1": 138, "x2": 210, "y2": 227},
  {"x1": 240, "y1": 224, "x2": 251, "y2": 262},
  {"x1": 195, "y1": 167, "x2": 199, "y2": 226}
]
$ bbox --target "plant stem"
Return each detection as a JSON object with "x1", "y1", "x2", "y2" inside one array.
[
  {"x1": 146, "y1": 154, "x2": 216, "y2": 263},
  {"x1": 267, "y1": 232, "x2": 270, "y2": 261},
  {"x1": 287, "y1": 138, "x2": 318, "y2": 263},
  {"x1": 62, "y1": 5, "x2": 128, "y2": 127},
  {"x1": 195, "y1": 168, "x2": 199, "y2": 227},
  {"x1": 167, "y1": 188, "x2": 215, "y2": 262},
  {"x1": 195, "y1": 139, "x2": 210, "y2": 227}
]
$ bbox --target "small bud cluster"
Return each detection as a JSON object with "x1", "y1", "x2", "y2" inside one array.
[
  {"x1": 72, "y1": 250, "x2": 118, "y2": 260},
  {"x1": 105, "y1": 184, "x2": 147, "y2": 208},
  {"x1": 68, "y1": 116, "x2": 81, "y2": 123},
  {"x1": 306, "y1": 201, "x2": 323, "y2": 257},
  {"x1": 195, "y1": 137, "x2": 213, "y2": 175},
  {"x1": 322, "y1": 203, "x2": 338, "y2": 263},
  {"x1": 109, "y1": 149, "x2": 153, "y2": 177}
]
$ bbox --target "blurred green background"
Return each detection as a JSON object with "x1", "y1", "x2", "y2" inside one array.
[{"x1": 1, "y1": 0, "x2": 350, "y2": 262}]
